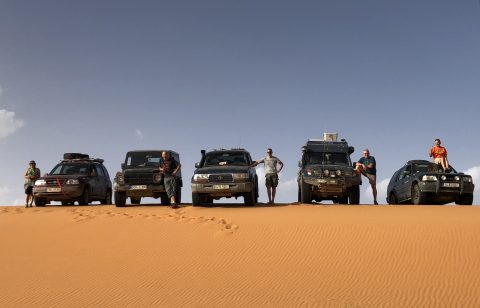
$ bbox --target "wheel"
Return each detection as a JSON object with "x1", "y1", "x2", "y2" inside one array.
[
  {"x1": 244, "y1": 189, "x2": 256, "y2": 206},
  {"x1": 175, "y1": 188, "x2": 182, "y2": 204},
  {"x1": 114, "y1": 191, "x2": 126, "y2": 207},
  {"x1": 192, "y1": 193, "x2": 203, "y2": 206},
  {"x1": 411, "y1": 184, "x2": 427, "y2": 205},
  {"x1": 101, "y1": 190, "x2": 112, "y2": 205},
  {"x1": 34, "y1": 197, "x2": 47, "y2": 207},
  {"x1": 338, "y1": 196, "x2": 349, "y2": 204},
  {"x1": 160, "y1": 193, "x2": 170, "y2": 205},
  {"x1": 388, "y1": 192, "x2": 398, "y2": 205},
  {"x1": 456, "y1": 193, "x2": 473, "y2": 205},
  {"x1": 79, "y1": 187, "x2": 90, "y2": 205},
  {"x1": 130, "y1": 197, "x2": 141, "y2": 204},
  {"x1": 300, "y1": 179, "x2": 312, "y2": 204},
  {"x1": 349, "y1": 185, "x2": 360, "y2": 204},
  {"x1": 298, "y1": 186, "x2": 301, "y2": 202}
]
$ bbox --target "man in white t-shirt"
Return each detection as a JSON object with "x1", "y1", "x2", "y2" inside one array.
[{"x1": 251, "y1": 148, "x2": 284, "y2": 204}]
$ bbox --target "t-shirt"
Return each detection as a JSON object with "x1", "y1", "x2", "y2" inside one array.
[
  {"x1": 358, "y1": 156, "x2": 376, "y2": 175},
  {"x1": 24, "y1": 167, "x2": 40, "y2": 187},
  {"x1": 430, "y1": 146, "x2": 447, "y2": 159},
  {"x1": 260, "y1": 156, "x2": 282, "y2": 174},
  {"x1": 159, "y1": 157, "x2": 178, "y2": 176}
]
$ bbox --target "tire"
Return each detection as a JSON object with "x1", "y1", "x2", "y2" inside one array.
[
  {"x1": 160, "y1": 193, "x2": 170, "y2": 205},
  {"x1": 114, "y1": 191, "x2": 126, "y2": 207},
  {"x1": 411, "y1": 183, "x2": 427, "y2": 205},
  {"x1": 244, "y1": 189, "x2": 255, "y2": 206},
  {"x1": 192, "y1": 193, "x2": 203, "y2": 207},
  {"x1": 176, "y1": 188, "x2": 182, "y2": 204},
  {"x1": 79, "y1": 188, "x2": 90, "y2": 205},
  {"x1": 298, "y1": 186, "x2": 301, "y2": 202},
  {"x1": 338, "y1": 196, "x2": 349, "y2": 204},
  {"x1": 300, "y1": 179, "x2": 312, "y2": 204},
  {"x1": 101, "y1": 190, "x2": 112, "y2": 205},
  {"x1": 35, "y1": 198, "x2": 47, "y2": 207},
  {"x1": 388, "y1": 192, "x2": 398, "y2": 205},
  {"x1": 456, "y1": 193, "x2": 473, "y2": 206},
  {"x1": 349, "y1": 185, "x2": 360, "y2": 204},
  {"x1": 130, "y1": 197, "x2": 141, "y2": 204}
]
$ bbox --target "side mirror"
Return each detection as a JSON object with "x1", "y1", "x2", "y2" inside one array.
[
  {"x1": 348, "y1": 146, "x2": 355, "y2": 154},
  {"x1": 195, "y1": 162, "x2": 200, "y2": 168},
  {"x1": 121, "y1": 163, "x2": 125, "y2": 169},
  {"x1": 298, "y1": 161, "x2": 302, "y2": 167}
]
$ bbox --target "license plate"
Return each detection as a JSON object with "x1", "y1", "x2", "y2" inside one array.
[
  {"x1": 47, "y1": 187, "x2": 62, "y2": 193},
  {"x1": 130, "y1": 185, "x2": 147, "y2": 190},
  {"x1": 442, "y1": 182, "x2": 460, "y2": 188},
  {"x1": 213, "y1": 185, "x2": 229, "y2": 190}
]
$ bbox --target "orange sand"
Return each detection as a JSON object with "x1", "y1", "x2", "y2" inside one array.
[{"x1": 1, "y1": 203, "x2": 480, "y2": 307}]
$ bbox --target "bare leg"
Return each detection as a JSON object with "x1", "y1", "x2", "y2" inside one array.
[
  {"x1": 267, "y1": 187, "x2": 272, "y2": 203},
  {"x1": 372, "y1": 185, "x2": 378, "y2": 204},
  {"x1": 271, "y1": 188, "x2": 276, "y2": 203},
  {"x1": 25, "y1": 195, "x2": 29, "y2": 207}
]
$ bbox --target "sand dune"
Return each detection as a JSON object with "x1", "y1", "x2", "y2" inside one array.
[{"x1": 1, "y1": 203, "x2": 480, "y2": 307}]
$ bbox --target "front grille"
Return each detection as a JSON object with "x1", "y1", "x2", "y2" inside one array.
[
  {"x1": 46, "y1": 179, "x2": 67, "y2": 186},
  {"x1": 209, "y1": 174, "x2": 233, "y2": 183},
  {"x1": 125, "y1": 172, "x2": 153, "y2": 185}
]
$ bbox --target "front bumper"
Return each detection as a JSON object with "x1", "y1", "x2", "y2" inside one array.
[
  {"x1": 419, "y1": 181, "x2": 475, "y2": 198},
  {"x1": 33, "y1": 185, "x2": 84, "y2": 201},
  {"x1": 114, "y1": 183, "x2": 166, "y2": 197},
  {"x1": 191, "y1": 182, "x2": 254, "y2": 197}
]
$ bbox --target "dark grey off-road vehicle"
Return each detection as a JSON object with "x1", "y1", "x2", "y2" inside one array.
[
  {"x1": 113, "y1": 150, "x2": 182, "y2": 207},
  {"x1": 33, "y1": 153, "x2": 112, "y2": 206},
  {"x1": 297, "y1": 134, "x2": 361, "y2": 204},
  {"x1": 191, "y1": 149, "x2": 258, "y2": 206}
]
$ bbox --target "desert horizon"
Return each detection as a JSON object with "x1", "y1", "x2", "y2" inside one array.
[{"x1": 2, "y1": 203, "x2": 480, "y2": 307}]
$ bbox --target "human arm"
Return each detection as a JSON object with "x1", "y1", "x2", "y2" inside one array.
[
  {"x1": 172, "y1": 162, "x2": 181, "y2": 176},
  {"x1": 277, "y1": 159, "x2": 284, "y2": 173},
  {"x1": 250, "y1": 159, "x2": 263, "y2": 167}
]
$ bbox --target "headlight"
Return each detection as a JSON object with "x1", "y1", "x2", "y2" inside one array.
[
  {"x1": 441, "y1": 175, "x2": 447, "y2": 181},
  {"x1": 116, "y1": 172, "x2": 124, "y2": 185},
  {"x1": 454, "y1": 176, "x2": 460, "y2": 181},
  {"x1": 35, "y1": 179, "x2": 46, "y2": 186},
  {"x1": 193, "y1": 174, "x2": 209, "y2": 181},
  {"x1": 463, "y1": 177, "x2": 473, "y2": 183},
  {"x1": 153, "y1": 173, "x2": 163, "y2": 182},
  {"x1": 65, "y1": 179, "x2": 79, "y2": 185},
  {"x1": 336, "y1": 170, "x2": 342, "y2": 176},
  {"x1": 233, "y1": 173, "x2": 249, "y2": 179},
  {"x1": 422, "y1": 175, "x2": 438, "y2": 181},
  {"x1": 305, "y1": 168, "x2": 313, "y2": 176},
  {"x1": 324, "y1": 170, "x2": 330, "y2": 176}
]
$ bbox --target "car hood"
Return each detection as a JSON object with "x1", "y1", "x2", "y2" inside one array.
[
  {"x1": 195, "y1": 166, "x2": 252, "y2": 174},
  {"x1": 124, "y1": 168, "x2": 160, "y2": 174},
  {"x1": 305, "y1": 164, "x2": 352, "y2": 170}
]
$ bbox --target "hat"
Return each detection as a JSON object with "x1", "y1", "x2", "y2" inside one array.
[{"x1": 29, "y1": 160, "x2": 36, "y2": 164}]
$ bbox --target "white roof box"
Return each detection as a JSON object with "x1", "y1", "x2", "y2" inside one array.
[{"x1": 323, "y1": 133, "x2": 338, "y2": 142}]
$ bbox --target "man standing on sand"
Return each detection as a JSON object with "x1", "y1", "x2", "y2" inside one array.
[
  {"x1": 429, "y1": 138, "x2": 449, "y2": 171},
  {"x1": 251, "y1": 148, "x2": 284, "y2": 204},
  {"x1": 24, "y1": 160, "x2": 40, "y2": 208},
  {"x1": 356, "y1": 149, "x2": 378, "y2": 205},
  {"x1": 159, "y1": 151, "x2": 181, "y2": 209}
]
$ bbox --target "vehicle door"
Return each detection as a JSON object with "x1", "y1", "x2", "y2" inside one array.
[
  {"x1": 396, "y1": 164, "x2": 413, "y2": 201},
  {"x1": 93, "y1": 164, "x2": 108, "y2": 198}
]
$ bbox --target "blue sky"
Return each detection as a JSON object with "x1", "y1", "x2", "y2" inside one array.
[{"x1": 1, "y1": 0, "x2": 480, "y2": 205}]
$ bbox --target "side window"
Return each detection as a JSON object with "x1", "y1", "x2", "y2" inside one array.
[
  {"x1": 94, "y1": 164, "x2": 104, "y2": 177},
  {"x1": 399, "y1": 165, "x2": 412, "y2": 180},
  {"x1": 102, "y1": 166, "x2": 110, "y2": 179}
]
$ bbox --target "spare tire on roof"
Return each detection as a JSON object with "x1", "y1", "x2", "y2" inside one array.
[{"x1": 64, "y1": 153, "x2": 90, "y2": 160}]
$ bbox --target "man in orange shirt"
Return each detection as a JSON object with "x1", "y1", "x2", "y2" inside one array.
[{"x1": 429, "y1": 138, "x2": 449, "y2": 171}]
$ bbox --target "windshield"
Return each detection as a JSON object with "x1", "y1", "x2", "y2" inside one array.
[
  {"x1": 305, "y1": 152, "x2": 349, "y2": 165},
  {"x1": 50, "y1": 163, "x2": 90, "y2": 175},
  {"x1": 126, "y1": 152, "x2": 162, "y2": 167},
  {"x1": 203, "y1": 152, "x2": 248, "y2": 166},
  {"x1": 413, "y1": 163, "x2": 456, "y2": 173}
]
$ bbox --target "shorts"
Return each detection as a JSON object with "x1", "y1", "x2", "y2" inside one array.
[
  {"x1": 364, "y1": 173, "x2": 376, "y2": 186},
  {"x1": 265, "y1": 173, "x2": 279, "y2": 188},
  {"x1": 25, "y1": 186, "x2": 33, "y2": 195}
]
